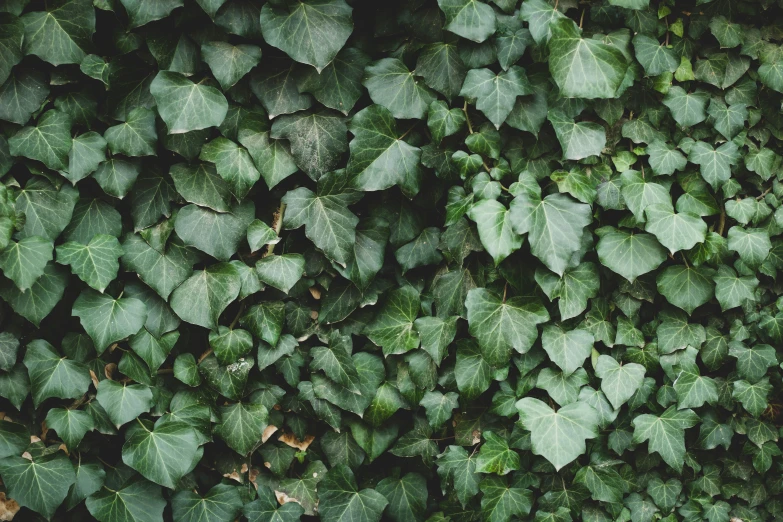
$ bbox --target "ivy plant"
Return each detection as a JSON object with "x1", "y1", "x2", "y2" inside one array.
[{"x1": 0, "y1": 0, "x2": 782, "y2": 521}]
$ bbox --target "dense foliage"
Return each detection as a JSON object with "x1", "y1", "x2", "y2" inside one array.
[{"x1": 2, "y1": 0, "x2": 783, "y2": 520}]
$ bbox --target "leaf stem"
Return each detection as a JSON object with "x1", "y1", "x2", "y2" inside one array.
[
  {"x1": 463, "y1": 100, "x2": 474, "y2": 134},
  {"x1": 230, "y1": 302, "x2": 245, "y2": 329},
  {"x1": 399, "y1": 122, "x2": 418, "y2": 140},
  {"x1": 265, "y1": 202, "x2": 287, "y2": 258}
]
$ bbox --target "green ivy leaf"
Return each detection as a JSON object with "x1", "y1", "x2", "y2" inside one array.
[
  {"x1": 365, "y1": 286, "x2": 420, "y2": 356},
  {"x1": 516, "y1": 397, "x2": 599, "y2": 471},
  {"x1": 475, "y1": 431, "x2": 520, "y2": 475},
  {"x1": 259, "y1": 0, "x2": 353, "y2": 72},
  {"x1": 346, "y1": 105, "x2": 422, "y2": 197},
  {"x1": 150, "y1": 72, "x2": 228, "y2": 134},
  {"x1": 21, "y1": 0, "x2": 95, "y2": 65},
  {"x1": 282, "y1": 173, "x2": 359, "y2": 265},
  {"x1": 0, "y1": 236, "x2": 53, "y2": 291},
  {"x1": 122, "y1": 420, "x2": 199, "y2": 489},
  {"x1": 9, "y1": 109, "x2": 72, "y2": 170},
  {"x1": 595, "y1": 355, "x2": 646, "y2": 409},
  {"x1": 56, "y1": 234, "x2": 123, "y2": 292},
  {"x1": 96, "y1": 380, "x2": 154, "y2": 428},
  {"x1": 104, "y1": 108, "x2": 157, "y2": 157},
  {"x1": 73, "y1": 290, "x2": 147, "y2": 352},
  {"x1": 632, "y1": 406, "x2": 699, "y2": 472},
  {"x1": 510, "y1": 192, "x2": 592, "y2": 275},
  {"x1": 24, "y1": 339, "x2": 90, "y2": 407},
  {"x1": 466, "y1": 288, "x2": 549, "y2": 365},
  {"x1": 548, "y1": 19, "x2": 628, "y2": 99},
  {"x1": 662, "y1": 87, "x2": 709, "y2": 127},
  {"x1": 45, "y1": 408, "x2": 94, "y2": 449},
  {"x1": 244, "y1": 484, "x2": 304, "y2": 522},
  {"x1": 170, "y1": 263, "x2": 241, "y2": 330},
  {"x1": 377, "y1": 472, "x2": 428, "y2": 522},
  {"x1": 596, "y1": 229, "x2": 667, "y2": 282},
  {"x1": 644, "y1": 204, "x2": 707, "y2": 254},
  {"x1": 467, "y1": 199, "x2": 522, "y2": 265},
  {"x1": 437, "y1": 0, "x2": 497, "y2": 43},
  {"x1": 364, "y1": 58, "x2": 437, "y2": 120},
  {"x1": 201, "y1": 42, "x2": 262, "y2": 91},
  {"x1": 460, "y1": 66, "x2": 532, "y2": 129},
  {"x1": 86, "y1": 478, "x2": 166, "y2": 522},
  {"x1": 656, "y1": 265, "x2": 715, "y2": 315},
  {"x1": 541, "y1": 326, "x2": 593, "y2": 376},
  {"x1": 0, "y1": 452, "x2": 76, "y2": 518},
  {"x1": 548, "y1": 110, "x2": 606, "y2": 160},
  {"x1": 319, "y1": 464, "x2": 388, "y2": 522},
  {"x1": 255, "y1": 254, "x2": 305, "y2": 294}
]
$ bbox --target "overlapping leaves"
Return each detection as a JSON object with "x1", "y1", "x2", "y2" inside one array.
[{"x1": 0, "y1": 0, "x2": 781, "y2": 520}]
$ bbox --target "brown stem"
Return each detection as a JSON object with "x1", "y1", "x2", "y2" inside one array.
[
  {"x1": 717, "y1": 205, "x2": 726, "y2": 236},
  {"x1": 757, "y1": 187, "x2": 772, "y2": 200},
  {"x1": 264, "y1": 202, "x2": 287, "y2": 258}
]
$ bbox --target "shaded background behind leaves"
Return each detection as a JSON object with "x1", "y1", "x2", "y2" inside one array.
[{"x1": 0, "y1": 0, "x2": 782, "y2": 521}]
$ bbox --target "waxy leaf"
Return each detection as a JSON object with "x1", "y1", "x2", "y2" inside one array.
[
  {"x1": 73, "y1": 290, "x2": 147, "y2": 352},
  {"x1": 150, "y1": 72, "x2": 228, "y2": 134},
  {"x1": 259, "y1": 0, "x2": 353, "y2": 72},
  {"x1": 516, "y1": 398, "x2": 599, "y2": 471}
]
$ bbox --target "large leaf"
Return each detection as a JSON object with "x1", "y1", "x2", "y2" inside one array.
[
  {"x1": 467, "y1": 199, "x2": 522, "y2": 265},
  {"x1": 595, "y1": 229, "x2": 666, "y2": 282},
  {"x1": 271, "y1": 110, "x2": 348, "y2": 178},
  {"x1": 86, "y1": 479, "x2": 165, "y2": 522},
  {"x1": 72, "y1": 290, "x2": 147, "y2": 353},
  {"x1": 460, "y1": 66, "x2": 532, "y2": 128},
  {"x1": 377, "y1": 472, "x2": 428, "y2": 522},
  {"x1": 509, "y1": 192, "x2": 592, "y2": 275},
  {"x1": 56, "y1": 234, "x2": 123, "y2": 292},
  {"x1": 644, "y1": 204, "x2": 707, "y2": 254},
  {"x1": 548, "y1": 110, "x2": 606, "y2": 160},
  {"x1": 365, "y1": 286, "x2": 420, "y2": 356},
  {"x1": 150, "y1": 71, "x2": 228, "y2": 133},
  {"x1": 541, "y1": 326, "x2": 593, "y2": 376},
  {"x1": 122, "y1": 420, "x2": 199, "y2": 489},
  {"x1": 282, "y1": 173, "x2": 359, "y2": 265},
  {"x1": 656, "y1": 265, "x2": 715, "y2": 315},
  {"x1": 516, "y1": 398, "x2": 599, "y2": 471},
  {"x1": 318, "y1": 465, "x2": 388, "y2": 522},
  {"x1": 437, "y1": 0, "x2": 497, "y2": 43},
  {"x1": 23, "y1": 339, "x2": 90, "y2": 407},
  {"x1": 364, "y1": 58, "x2": 437, "y2": 120},
  {"x1": 466, "y1": 288, "x2": 549, "y2": 365},
  {"x1": 259, "y1": 0, "x2": 353, "y2": 72},
  {"x1": 174, "y1": 201, "x2": 255, "y2": 261},
  {"x1": 548, "y1": 19, "x2": 628, "y2": 98},
  {"x1": 0, "y1": 236, "x2": 53, "y2": 291},
  {"x1": 215, "y1": 402, "x2": 268, "y2": 455},
  {"x1": 21, "y1": 0, "x2": 95, "y2": 66},
  {"x1": 632, "y1": 406, "x2": 700, "y2": 472},
  {"x1": 96, "y1": 380, "x2": 154, "y2": 428},
  {"x1": 170, "y1": 263, "x2": 241, "y2": 330},
  {"x1": 594, "y1": 355, "x2": 646, "y2": 409},
  {"x1": 0, "y1": 452, "x2": 76, "y2": 518},
  {"x1": 346, "y1": 104, "x2": 422, "y2": 197},
  {"x1": 9, "y1": 109, "x2": 72, "y2": 170}
]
